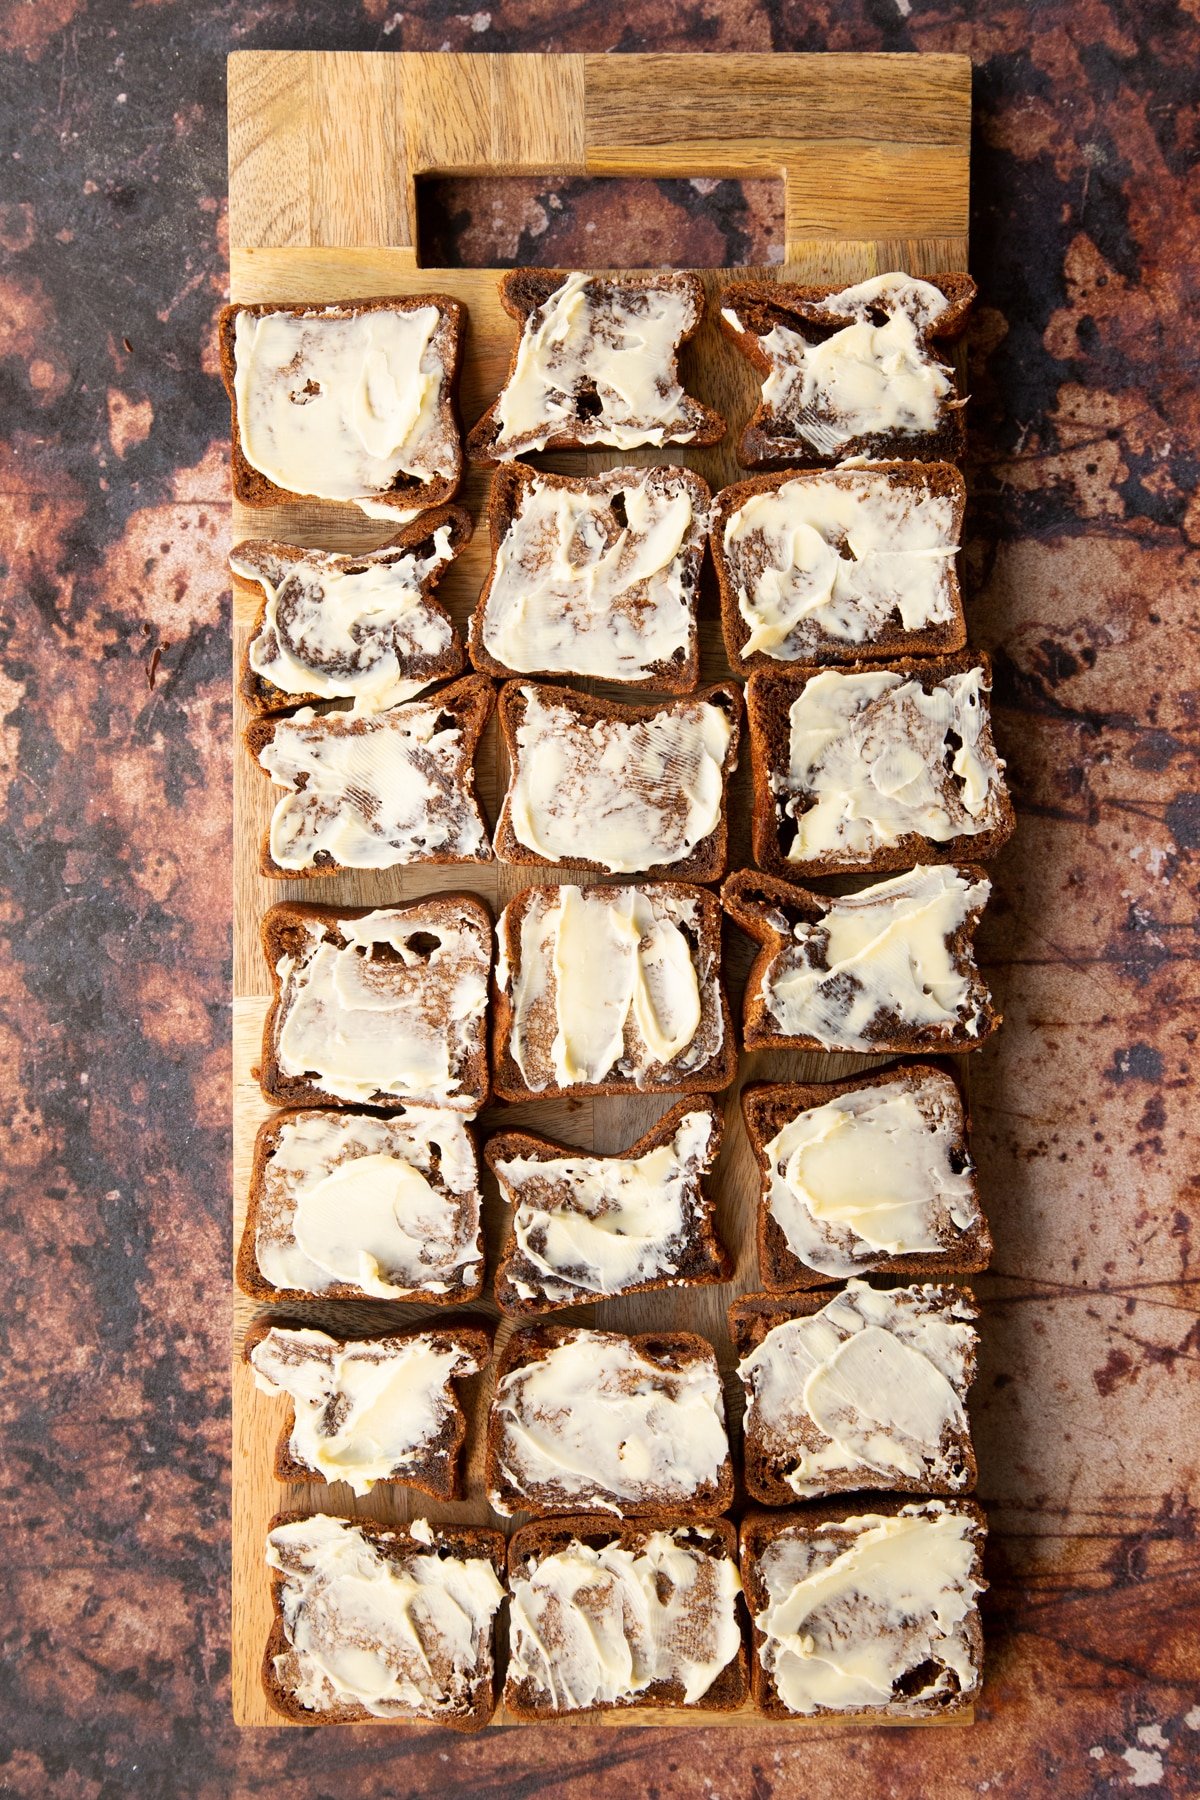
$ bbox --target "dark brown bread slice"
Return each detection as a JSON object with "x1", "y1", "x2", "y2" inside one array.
[
  {"x1": 235, "y1": 504, "x2": 471, "y2": 716},
  {"x1": 245, "y1": 672, "x2": 496, "y2": 880},
  {"x1": 263, "y1": 1510, "x2": 505, "y2": 1730},
  {"x1": 740, "y1": 1498, "x2": 987, "y2": 1720},
  {"x1": 468, "y1": 463, "x2": 710, "y2": 693},
  {"x1": 711, "y1": 463, "x2": 967, "y2": 674},
  {"x1": 719, "y1": 273, "x2": 976, "y2": 469},
  {"x1": 467, "y1": 270, "x2": 725, "y2": 461},
  {"x1": 218, "y1": 294, "x2": 465, "y2": 513},
  {"x1": 722, "y1": 864, "x2": 1000, "y2": 1056},
  {"x1": 741, "y1": 1065, "x2": 992, "y2": 1291},
  {"x1": 258, "y1": 894, "x2": 492, "y2": 1111},
  {"x1": 505, "y1": 1513, "x2": 748, "y2": 1718},
  {"x1": 491, "y1": 882, "x2": 737, "y2": 1104},
  {"x1": 244, "y1": 1317, "x2": 491, "y2": 1499},
  {"x1": 486, "y1": 1325, "x2": 735, "y2": 1518},
  {"x1": 492, "y1": 679, "x2": 742, "y2": 881},
  {"x1": 236, "y1": 1104, "x2": 485, "y2": 1305},
  {"x1": 728, "y1": 1284, "x2": 979, "y2": 1504},
  {"x1": 745, "y1": 653, "x2": 1015, "y2": 878},
  {"x1": 487, "y1": 1096, "x2": 730, "y2": 1318}
]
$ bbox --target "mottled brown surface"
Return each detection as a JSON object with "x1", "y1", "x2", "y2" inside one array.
[{"x1": 0, "y1": 3, "x2": 1197, "y2": 1797}]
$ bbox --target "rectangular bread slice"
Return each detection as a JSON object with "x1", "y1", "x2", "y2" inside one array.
[
  {"x1": 719, "y1": 271, "x2": 976, "y2": 469},
  {"x1": 741, "y1": 1499, "x2": 986, "y2": 1720},
  {"x1": 722, "y1": 865, "x2": 999, "y2": 1055},
  {"x1": 264, "y1": 1512, "x2": 505, "y2": 1729},
  {"x1": 712, "y1": 464, "x2": 967, "y2": 673},
  {"x1": 219, "y1": 295, "x2": 465, "y2": 518},
  {"x1": 469, "y1": 463, "x2": 710, "y2": 691},
  {"x1": 730, "y1": 1280, "x2": 979, "y2": 1504},
  {"x1": 488, "y1": 1097, "x2": 730, "y2": 1317},
  {"x1": 746, "y1": 654, "x2": 1014, "y2": 878},
  {"x1": 245, "y1": 673, "x2": 495, "y2": 879},
  {"x1": 236, "y1": 1105, "x2": 484, "y2": 1305},
  {"x1": 493, "y1": 680, "x2": 741, "y2": 880},
  {"x1": 492, "y1": 881, "x2": 735, "y2": 1102},
  {"x1": 505, "y1": 1514, "x2": 747, "y2": 1718},
  {"x1": 742, "y1": 1064, "x2": 992, "y2": 1289},
  {"x1": 258, "y1": 896, "x2": 492, "y2": 1111},
  {"x1": 235, "y1": 505, "x2": 470, "y2": 715},
  {"x1": 468, "y1": 270, "x2": 725, "y2": 461},
  {"x1": 245, "y1": 1319, "x2": 491, "y2": 1499},
  {"x1": 486, "y1": 1326, "x2": 733, "y2": 1518}
]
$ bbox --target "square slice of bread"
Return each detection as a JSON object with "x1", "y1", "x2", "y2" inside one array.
[
  {"x1": 468, "y1": 270, "x2": 725, "y2": 460},
  {"x1": 746, "y1": 654, "x2": 1014, "y2": 878},
  {"x1": 712, "y1": 463, "x2": 967, "y2": 673},
  {"x1": 486, "y1": 1326, "x2": 734, "y2": 1518},
  {"x1": 741, "y1": 1064, "x2": 992, "y2": 1289},
  {"x1": 236, "y1": 1105, "x2": 484, "y2": 1305},
  {"x1": 245, "y1": 673, "x2": 495, "y2": 879},
  {"x1": 235, "y1": 505, "x2": 470, "y2": 715},
  {"x1": 488, "y1": 1096, "x2": 730, "y2": 1317},
  {"x1": 469, "y1": 463, "x2": 710, "y2": 691},
  {"x1": 258, "y1": 895, "x2": 492, "y2": 1111},
  {"x1": 263, "y1": 1511, "x2": 505, "y2": 1729},
  {"x1": 722, "y1": 864, "x2": 999, "y2": 1055},
  {"x1": 740, "y1": 1499, "x2": 986, "y2": 1720},
  {"x1": 219, "y1": 295, "x2": 465, "y2": 516},
  {"x1": 245, "y1": 1319, "x2": 491, "y2": 1499},
  {"x1": 492, "y1": 881, "x2": 736, "y2": 1102},
  {"x1": 493, "y1": 680, "x2": 742, "y2": 880},
  {"x1": 505, "y1": 1514, "x2": 747, "y2": 1718},
  {"x1": 719, "y1": 271, "x2": 976, "y2": 469},
  {"x1": 729, "y1": 1281, "x2": 979, "y2": 1504}
]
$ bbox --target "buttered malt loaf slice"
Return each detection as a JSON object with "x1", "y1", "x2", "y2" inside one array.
[
  {"x1": 259, "y1": 896, "x2": 491, "y2": 1111},
  {"x1": 719, "y1": 271, "x2": 976, "y2": 469},
  {"x1": 486, "y1": 1326, "x2": 733, "y2": 1518},
  {"x1": 468, "y1": 270, "x2": 724, "y2": 460},
  {"x1": 488, "y1": 1097, "x2": 729, "y2": 1317},
  {"x1": 742, "y1": 1065, "x2": 991, "y2": 1288},
  {"x1": 712, "y1": 464, "x2": 966, "y2": 672},
  {"x1": 741, "y1": 1500, "x2": 986, "y2": 1720},
  {"x1": 492, "y1": 881, "x2": 735, "y2": 1102},
  {"x1": 237, "y1": 1105, "x2": 483, "y2": 1305},
  {"x1": 493, "y1": 680, "x2": 741, "y2": 880},
  {"x1": 505, "y1": 1516, "x2": 747, "y2": 1718},
  {"x1": 264, "y1": 1512, "x2": 505, "y2": 1729},
  {"x1": 723, "y1": 865, "x2": 998, "y2": 1055},
  {"x1": 470, "y1": 463, "x2": 710, "y2": 690},
  {"x1": 219, "y1": 295, "x2": 465, "y2": 518}
]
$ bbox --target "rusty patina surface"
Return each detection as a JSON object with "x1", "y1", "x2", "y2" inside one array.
[{"x1": 0, "y1": 3, "x2": 1196, "y2": 1796}]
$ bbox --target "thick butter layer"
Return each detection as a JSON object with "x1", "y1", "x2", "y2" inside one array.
[
  {"x1": 810, "y1": 273, "x2": 952, "y2": 330},
  {"x1": 496, "y1": 1109, "x2": 716, "y2": 1303},
  {"x1": 763, "y1": 1070, "x2": 979, "y2": 1276},
  {"x1": 507, "y1": 686, "x2": 733, "y2": 873},
  {"x1": 494, "y1": 273, "x2": 701, "y2": 455},
  {"x1": 781, "y1": 666, "x2": 1006, "y2": 862},
  {"x1": 761, "y1": 864, "x2": 991, "y2": 1050},
  {"x1": 235, "y1": 527, "x2": 456, "y2": 711},
  {"x1": 482, "y1": 473, "x2": 700, "y2": 679},
  {"x1": 256, "y1": 1110, "x2": 481, "y2": 1299},
  {"x1": 251, "y1": 1325, "x2": 482, "y2": 1495},
  {"x1": 721, "y1": 473, "x2": 957, "y2": 657},
  {"x1": 258, "y1": 699, "x2": 488, "y2": 871},
  {"x1": 509, "y1": 1530, "x2": 742, "y2": 1710},
  {"x1": 754, "y1": 1503, "x2": 982, "y2": 1715},
  {"x1": 739, "y1": 1281, "x2": 976, "y2": 1496},
  {"x1": 490, "y1": 1330, "x2": 729, "y2": 1514},
  {"x1": 275, "y1": 906, "x2": 489, "y2": 1108},
  {"x1": 233, "y1": 306, "x2": 456, "y2": 507},
  {"x1": 266, "y1": 1514, "x2": 503, "y2": 1720}
]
